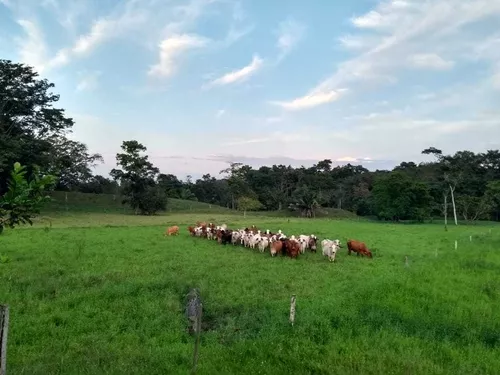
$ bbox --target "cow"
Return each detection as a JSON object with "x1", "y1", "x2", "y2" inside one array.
[
  {"x1": 165, "y1": 225, "x2": 179, "y2": 236},
  {"x1": 258, "y1": 237, "x2": 269, "y2": 253},
  {"x1": 270, "y1": 240, "x2": 283, "y2": 257},
  {"x1": 221, "y1": 230, "x2": 233, "y2": 245},
  {"x1": 347, "y1": 239, "x2": 373, "y2": 258},
  {"x1": 284, "y1": 239, "x2": 300, "y2": 259},
  {"x1": 321, "y1": 239, "x2": 339, "y2": 262},
  {"x1": 298, "y1": 234, "x2": 318, "y2": 253}
]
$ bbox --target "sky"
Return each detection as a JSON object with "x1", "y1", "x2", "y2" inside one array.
[{"x1": 1, "y1": 0, "x2": 500, "y2": 180}]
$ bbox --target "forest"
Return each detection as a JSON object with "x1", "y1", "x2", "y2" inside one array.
[{"x1": 2, "y1": 58, "x2": 500, "y2": 222}]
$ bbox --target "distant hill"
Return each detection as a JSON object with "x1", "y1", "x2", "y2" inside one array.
[
  {"x1": 44, "y1": 191, "x2": 360, "y2": 219},
  {"x1": 45, "y1": 191, "x2": 231, "y2": 214}
]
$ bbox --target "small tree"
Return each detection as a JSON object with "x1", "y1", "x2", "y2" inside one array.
[
  {"x1": 0, "y1": 162, "x2": 55, "y2": 234},
  {"x1": 422, "y1": 147, "x2": 459, "y2": 226},
  {"x1": 288, "y1": 185, "x2": 320, "y2": 218},
  {"x1": 237, "y1": 196, "x2": 263, "y2": 217},
  {"x1": 110, "y1": 141, "x2": 166, "y2": 215}
]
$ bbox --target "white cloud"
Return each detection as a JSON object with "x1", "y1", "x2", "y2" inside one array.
[
  {"x1": 409, "y1": 53, "x2": 454, "y2": 70},
  {"x1": 270, "y1": 89, "x2": 347, "y2": 111},
  {"x1": 15, "y1": 19, "x2": 48, "y2": 73},
  {"x1": 274, "y1": 0, "x2": 500, "y2": 110},
  {"x1": 276, "y1": 17, "x2": 305, "y2": 60},
  {"x1": 493, "y1": 70, "x2": 500, "y2": 90},
  {"x1": 222, "y1": 130, "x2": 309, "y2": 146},
  {"x1": 76, "y1": 71, "x2": 101, "y2": 92},
  {"x1": 416, "y1": 92, "x2": 437, "y2": 100},
  {"x1": 210, "y1": 55, "x2": 263, "y2": 86},
  {"x1": 265, "y1": 116, "x2": 283, "y2": 123},
  {"x1": 148, "y1": 34, "x2": 208, "y2": 78},
  {"x1": 216, "y1": 109, "x2": 226, "y2": 118}
]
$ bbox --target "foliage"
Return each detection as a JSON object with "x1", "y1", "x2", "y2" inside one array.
[
  {"x1": 372, "y1": 172, "x2": 432, "y2": 221},
  {"x1": 288, "y1": 185, "x2": 321, "y2": 218},
  {"x1": 237, "y1": 196, "x2": 263, "y2": 213},
  {"x1": 0, "y1": 162, "x2": 55, "y2": 233},
  {"x1": 45, "y1": 135, "x2": 103, "y2": 190},
  {"x1": 0, "y1": 60, "x2": 73, "y2": 193},
  {"x1": 110, "y1": 140, "x2": 166, "y2": 215}
]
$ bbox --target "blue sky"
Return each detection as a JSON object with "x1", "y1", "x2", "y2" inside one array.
[{"x1": 1, "y1": 0, "x2": 500, "y2": 180}]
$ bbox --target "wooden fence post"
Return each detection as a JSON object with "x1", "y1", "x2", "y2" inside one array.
[
  {"x1": 0, "y1": 304, "x2": 9, "y2": 375},
  {"x1": 186, "y1": 289, "x2": 202, "y2": 374},
  {"x1": 455, "y1": 240, "x2": 458, "y2": 250},
  {"x1": 289, "y1": 295, "x2": 296, "y2": 326}
]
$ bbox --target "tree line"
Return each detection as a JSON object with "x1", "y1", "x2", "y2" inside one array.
[{"x1": 2, "y1": 59, "x2": 500, "y2": 222}]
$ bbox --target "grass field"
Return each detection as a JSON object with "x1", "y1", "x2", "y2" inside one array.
[
  {"x1": 45, "y1": 191, "x2": 360, "y2": 219},
  {"x1": 1, "y1": 209, "x2": 500, "y2": 374}
]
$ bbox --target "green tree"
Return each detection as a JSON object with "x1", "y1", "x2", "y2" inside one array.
[
  {"x1": 485, "y1": 181, "x2": 500, "y2": 221},
  {"x1": 220, "y1": 162, "x2": 253, "y2": 209},
  {"x1": 0, "y1": 162, "x2": 55, "y2": 234},
  {"x1": 110, "y1": 140, "x2": 166, "y2": 215},
  {"x1": 0, "y1": 60, "x2": 74, "y2": 193},
  {"x1": 237, "y1": 196, "x2": 263, "y2": 217},
  {"x1": 372, "y1": 172, "x2": 432, "y2": 221},
  {"x1": 288, "y1": 185, "x2": 320, "y2": 218},
  {"x1": 46, "y1": 135, "x2": 103, "y2": 190}
]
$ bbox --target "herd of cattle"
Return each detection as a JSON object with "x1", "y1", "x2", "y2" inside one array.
[{"x1": 165, "y1": 222, "x2": 373, "y2": 261}]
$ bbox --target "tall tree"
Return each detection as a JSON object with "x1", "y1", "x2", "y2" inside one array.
[
  {"x1": 372, "y1": 172, "x2": 432, "y2": 222},
  {"x1": 422, "y1": 147, "x2": 458, "y2": 227},
  {"x1": 110, "y1": 140, "x2": 166, "y2": 215},
  {"x1": 0, "y1": 60, "x2": 74, "y2": 193},
  {"x1": 45, "y1": 135, "x2": 103, "y2": 190}
]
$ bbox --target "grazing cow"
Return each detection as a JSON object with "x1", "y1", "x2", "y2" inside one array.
[
  {"x1": 347, "y1": 240, "x2": 373, "y2": 258},
  {"x1": 284, "y1": 239, "x2": 300, "y2": 259},
  {"x1": 258, "y1": 237, "x2": 269, "y2": 253},
  {"x1": 270, "y1": 240, "x2": 283, "y2": 257},
  {"x1": 187, "y1": 226, "x2": 196, "y2": 236},
  {"x1": 165, "y1": 225, "x2": 179, "y2": 236},
  {"x1": 321, "y1": 239, "x2": 339, "y2": 262},
  {"x1": 231, "y1": 231, "x2": 241, "y2": 245},
  {"x1": 221, "y1": 230, "x2": 232, "y2": 245}
]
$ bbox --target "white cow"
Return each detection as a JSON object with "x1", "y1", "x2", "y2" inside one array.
[
  {"x1": 322, "y1": 239, "x2": 340, "y2": 262},
  {"x1": 258, "y1": 237, "x2": 269, "y2": 253}
]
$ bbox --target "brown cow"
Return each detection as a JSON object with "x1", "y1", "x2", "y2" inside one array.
[
  {"x1": 285, "y1": 240, "x2": 300, "y2": 259},
  {"x1": 347, "y1": 240, "x2": 373, "y2": 258},
  {"x1": 270, "y1": 240, "x2": 283, "y2": 257},
  {"x1": 165, "y1": 225, "x2": 179, "y2": 236},
  {"x1": 187, "y1": 226, "x2": 196, "y2": 236}
]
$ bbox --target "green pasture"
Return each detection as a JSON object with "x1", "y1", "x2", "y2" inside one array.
[{"x1": 1, "y1": 206, "x2": 499, "y2": 374}]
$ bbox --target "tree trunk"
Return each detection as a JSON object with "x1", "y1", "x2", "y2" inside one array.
[
  {"x1": 444, "y1": 193, "x2": 448, "y2": 231},
  {"x1": 243, "y1": 210, "x2": 246, "y2": 218},
  {"x1": 338, "y1": 198, "x2": 342, "y2": 209},
  {"x1": 449, "y1": 184, "x2": 458, "y2": 225}
]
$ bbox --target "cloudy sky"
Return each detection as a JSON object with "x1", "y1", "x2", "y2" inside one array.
[{"x1": 1, "y1": 0, "x2": 500, "y2": 180}]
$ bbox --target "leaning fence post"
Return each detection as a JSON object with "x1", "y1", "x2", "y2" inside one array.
[
  {"x1": 0, "y1": 304, "x2": 9, "y2": 375},
  {"x1": 289, "y1": 295, "x2": 296, "y2": 326},
  {"x1": 186, "y1": 289, "x2": 202, "y2": 374}
]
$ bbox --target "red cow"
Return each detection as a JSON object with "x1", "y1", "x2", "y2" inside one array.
[
  {"x1": 270, "y1": 240, "x2": 283, "y2": 257},
  {"x1": 187, "y1": 226, "x2": 196, "y2": 236},
  {"x1": 347, "y1": 240, "x2": 373, "y2": 258},
  {"x1": 285, "y1": 240, "x2": 300, "y2": 259},
  {"x1": 165, "y1": 225, "x2": 179, "y2": 236}
]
